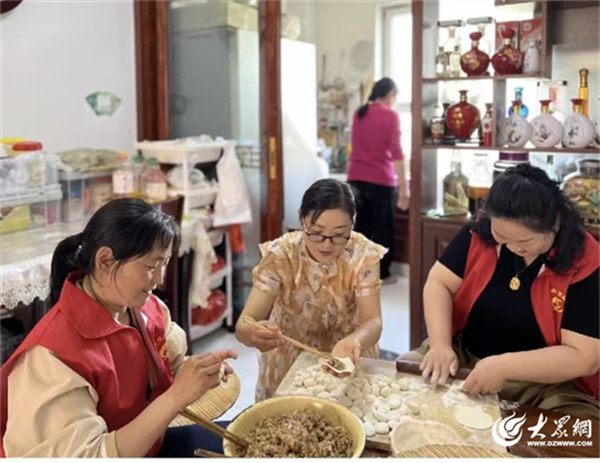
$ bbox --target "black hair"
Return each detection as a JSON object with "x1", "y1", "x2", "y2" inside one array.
[
  {"x1": 50, "y1": 198, "x2": 180, "y2": 305},
  {"x1": 471, "y1": 164, "x2": 585, "y2": 273},
  {"x1": 299, "y1": 178, "x2": 356, "y2": 225},
  {"x1": 357, "y1": 77, "x2": 397, "y2": 119}
]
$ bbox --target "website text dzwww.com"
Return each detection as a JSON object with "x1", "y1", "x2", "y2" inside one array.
[{"x1": 527, "y1": 440, "x2": 593, "y2": 447}]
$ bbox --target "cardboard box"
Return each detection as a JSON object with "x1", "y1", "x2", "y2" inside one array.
[
  {"x1": 495, "y1": 21, "x2": 520, "y2": 51},
  {"x1": 520, "y1": 18, "x2": 543, "y2": 52}
]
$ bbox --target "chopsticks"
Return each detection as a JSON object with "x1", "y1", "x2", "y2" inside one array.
[
  {"x1": 242, "y1": 316, "x2": 343, "y2": 369},
  {"x1": 180, "y1": 409, "x2": 249, "y2": 449},
  {"x1": 194, "y1": 448, "x2": 231, "y2": 458}
]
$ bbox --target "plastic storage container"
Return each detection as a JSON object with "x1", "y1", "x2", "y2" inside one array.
[
  {"x1": 60, "y1": 170, "x2": 113, "y2": 222},
  {"x1": 0, "y1": 185, "x2": 63, "y2": 234}
]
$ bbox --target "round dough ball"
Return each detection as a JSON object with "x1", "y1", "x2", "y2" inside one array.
[
  {"x1": 353, "y1": 398, "x2": 366, "y2": 410},
  {"x1": 387, "y1": 419, "x2": 399, "y2": 430},
  {"x1": 370, "y1": 385, "x2": 380, "y2": 396},
  {"x1": 380, "y1": 386, "x2": 392, "y2": 398},
  {"x1": 388, "y1": 398, "x2": 402, "y2": 410},
  {"x1": 325, "y1": 382, "x2": 338, "y2": 393},
  {"x1": 375, "y1": 422, "x2": 390, "y2": 434},
  {"x1": 364, "y1": 394, "x2": 375, "y2": 403},
  {"x1": 337, "y1": 395, "x2": 353, "y2": 408},
  {"x1": 303, "y1": 378, "x2": 316, "y2": 388},
  {"x1": 363, "y1": 421, "x2": 376, "y2": 437},
  {"x1": 453, "y1": 405, "x2": 494, "y2": 430},
  {"x1": 317, "y1": 391, "x2": 331, "y2": 399},
  {"x1": 294, "y1": 375, "x2": 304, "y2": 387},
  {"x1": 346, "y1": 386, "x2": 362, "y2": 401},
  {"x1": 363, "y1": 412, "x2": 377, "y2": 424},
  {"x1": 361, "y1": 383, "x2": 371, "y2": 394},
  {"x1": 373, "y1": 409, "x2": 388, "y2": 422},
  {"x1": 377, "y1": 403, "x2": 391, "y2": 415},
  {"x1": 397, "y1": 378, "x2": 410, "y2": 391}
]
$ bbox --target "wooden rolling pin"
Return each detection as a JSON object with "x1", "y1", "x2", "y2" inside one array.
[{"x1": 395, "y1": 359, "x2": 471, "y2": 381}]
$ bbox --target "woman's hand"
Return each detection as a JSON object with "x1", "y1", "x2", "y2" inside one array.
[
  {"x1": 420, "y1": 345, "x2": 459, "y2": 385},
  {"x1": 332, "y1": 337, "x2": 362, "y2": 367},
  {"x1": 167, "y1": 349, "x2": 237, "y2": 410},
  {"x1": 396, "y1": 192, "x2": 409, "y2": 211},
  {"x1": 247, "y1": 320, "x2": 285, "y2": 352},
  {"x1": 463, "y1": 356, "x2": 506, "y2": 395}
]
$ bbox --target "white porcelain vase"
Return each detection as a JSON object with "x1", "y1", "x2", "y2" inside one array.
[
  {"x1": 562, "y1": 113, "x2": 595, "y2": 149},
  {"x1": 502, "y1": 114, "x2": 532, "y2": 148},
  {"x1": 531, "y1": 101, "x2": 562, "y2": 148}
]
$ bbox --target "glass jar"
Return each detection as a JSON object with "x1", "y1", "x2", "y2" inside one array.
[
  {"x1": 112, "y1": 152, "x2": 135, "y2": 198},
  {"x1": 561, "y1": 159, "x2": 600, "y2": 226},
  {"x1": 435, "y1": 46, "x2": 449, "y2": 77},
  {"x1": 142, "y1": 158, "x2": 168, "y2": 202},
  {"x1": 430, "y1": 104, "x2": 445, "y2": 144},
  {"x1": 468, "y1": 152, "x2": 492, "y2": 214},
  {"x1": 443, "y1": 153, "x2": 469, "y2": 215}
]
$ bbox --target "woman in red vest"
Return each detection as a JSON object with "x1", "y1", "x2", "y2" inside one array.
[
  {"x1": 412, "y1": 165, "x2": 599, "y2": 419},
  {"x1": 0, "y1": 199, "x2": 237, "y2": 457}
]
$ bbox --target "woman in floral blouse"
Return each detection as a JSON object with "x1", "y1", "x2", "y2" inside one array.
[{"x1": 236, "y1": 178, "x2": 387, "y2": 401}]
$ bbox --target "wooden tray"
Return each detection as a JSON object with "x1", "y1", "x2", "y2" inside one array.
[{"x1": 275, "y1": 352, "x2": 503, "y2": 452}]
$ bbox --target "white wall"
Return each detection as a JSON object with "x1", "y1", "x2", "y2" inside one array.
[{"x1": 1, "y1": 0, "x2": 136, "y2": 153}]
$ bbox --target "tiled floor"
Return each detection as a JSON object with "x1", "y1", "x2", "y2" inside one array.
[{"x1": 191, "y1": 270, "x2": 410, "y2": 420}]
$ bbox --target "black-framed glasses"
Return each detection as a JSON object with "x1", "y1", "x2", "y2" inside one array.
[{"x1": 303, "y1": 230, "x2": 350, "y2": 245}]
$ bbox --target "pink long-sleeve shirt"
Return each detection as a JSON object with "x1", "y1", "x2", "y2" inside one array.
[{"x1": 347, "y1": 103, "x2": 404, "y2": 187}]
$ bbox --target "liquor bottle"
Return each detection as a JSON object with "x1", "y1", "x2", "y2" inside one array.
[
  {"x1": 449, "y1": 45, "x2": 462, "y2": 78},
  {"x1": 578, "y1": 68, "x2": 589, "y2": 116},
  {"x1": 508, "y1": 87, "x2": 529, "y2": 117},
  {"x1": 480, "y1": 103, "x2": 493, "y2": 147},
  {"x1": 443, "y1": 152, "x2": 469, "y2": 215},
  {"x1": 430, "y1": 104, "x2": 445, "y2": 144},
  {"x1": 435, "y1": 46, "x2": 448, "y2": 77}
]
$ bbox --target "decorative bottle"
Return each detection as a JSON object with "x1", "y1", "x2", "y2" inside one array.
[
  {"x1": 578, "y1": 68, "x2": 589, "y2": 116},
  {"x1": 435, "y1": 46, "x2": 448, "y2": 77},
  {"x1": 491, "y1": 28, "x2": 523, "y2": 75},
  {"x1": 530, "y1": 100, "x2": 562, "y2": 148},
  {"x1": 508, "y1": 87, "x2": 529, "y2": 117},
  {"x1": 446, "y1": 90, "x2": 481, "y2": 142},
  {"x1": 562, "y1": 98, "x2": 595, "y2": 149},
  {"x1": 561, "y1": 159, "x2": 600, "y2": 225},
  {"x1": 449, "y1": 45, "x2": 462, "y2": 78},
  {"x1": 480, "y1": 103, "x2": 493, "y2": 147},
  {"x1": 502, "y1": 100, "x2": 532, "y2": 148},
  {"x1": 460, "y1": 32, "x2": 490, "y2": 76},
  {"x1": 523, "y1": 39, "x2": 541, "y2": 74},
  {"x1": 430, "y1": 104, "x2": 445, "y2": 144}
]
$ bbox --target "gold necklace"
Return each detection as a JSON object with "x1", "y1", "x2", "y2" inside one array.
[{"x1": 509, "y1": 254, "x2": 542, "y2": 291}]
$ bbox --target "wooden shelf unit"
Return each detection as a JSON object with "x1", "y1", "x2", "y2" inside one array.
[{"x1": 408, "y1": 0, "x2": 600, "y2": 349}]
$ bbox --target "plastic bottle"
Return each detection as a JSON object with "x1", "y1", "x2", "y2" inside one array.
[
  {"x1": 142, "y1": 158, "x2": 167, "y2": 202},
  {"x1": 112, "y1": 152, "x2": 135, "y2": 198}
]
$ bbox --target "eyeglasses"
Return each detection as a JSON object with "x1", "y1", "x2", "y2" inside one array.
[{"x1": 304, "y1": 230, "x2": 350, "y2": 245}]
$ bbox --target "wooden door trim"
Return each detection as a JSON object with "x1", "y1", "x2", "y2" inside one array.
[
  {"x1": 134, "y1": 0, "x2": 170, "y2": 141},
  {"x1": 259, "y1": 0, "x2": 283, "y2": 241}
]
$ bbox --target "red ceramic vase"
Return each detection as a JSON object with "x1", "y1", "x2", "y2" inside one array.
[
  {"x1": 491, "y1": 28, "x2": 523, "y2": 75},
  {"x1": 446, "y1": 90, "x2": 481, "y2": 141},
  {"x1": 460, "y1": 32, "x2": 490, "y2": 76}
]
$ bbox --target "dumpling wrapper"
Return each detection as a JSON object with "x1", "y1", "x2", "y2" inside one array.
[
  {"x1": 453, "y1": 405, "x2": 494, "y2": 430},
  {"x1": 321, "y1": 356, "x2": 355, "y2": 377}
]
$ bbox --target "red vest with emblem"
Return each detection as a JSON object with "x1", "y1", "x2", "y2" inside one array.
[
  {"x1": 0, "y1": 273, "x2": 174, "y2": 457},
  {"x1": 452, "y1": 231, "x2": 599, "y2": 399}
]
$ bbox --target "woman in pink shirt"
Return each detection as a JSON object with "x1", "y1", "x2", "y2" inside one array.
[{"x1": 348, "y1": 77, "x2": 409, "y2": 283}]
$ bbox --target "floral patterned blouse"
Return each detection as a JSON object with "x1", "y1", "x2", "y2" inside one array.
[{"x1": 252, "y1": 231, "x2": 386, "y2": 401}]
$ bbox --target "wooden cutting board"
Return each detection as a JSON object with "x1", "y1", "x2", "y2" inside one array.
[{"x1": 275, "y1": 352, "x2": 503, "y2": 452}]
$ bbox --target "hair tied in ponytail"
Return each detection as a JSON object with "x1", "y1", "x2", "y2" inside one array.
[{"x1": 74, "y1": 244, "x2": 83, "y2": 262}]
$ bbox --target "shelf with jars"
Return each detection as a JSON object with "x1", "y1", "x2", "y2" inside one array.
[{"x1": 408, "y1": 0, "x2": 600, "y2": 348}]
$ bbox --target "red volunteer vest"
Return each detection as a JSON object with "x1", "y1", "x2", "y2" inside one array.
[
  {"x1": 0, "y1": 273, "x2": 174, "y2": 457},
  {"x1": 452, "y1": 231, "x2": 600, "y2": 399}
]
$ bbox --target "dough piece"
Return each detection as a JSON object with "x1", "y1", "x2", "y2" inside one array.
[
  {"x1": 397, "y1": 378, "x2": 410, "y2": 391},
  {"x1": 380, "y1": 386, "x2": 392, "y2": 398},
  {"x1": 453, "y1": 405, "x2": 494, "y2": 430},
  {"x1": 317, "y1": 391, "x2": 331, "y2": 399},
  {"x1": 363, "y1": 421, "x2": 376, "y2": 437},
  {"x1": 337, "y1": 395, "x2": 353, "y2": 408},
  {"x1": 361, "y1": 383, "x2": 371, "y2": 394},
  {"x1": 391, "y1": 383, "x2": 401, "y2": 393},
  {"x1": 375, "y1": 422, "x2": 390, "y2": 434},
  {"x1": 325, "y1": 382, "x2": 338, "y2": 392},
  {"x1": 373, "y1": 409, "x2": 388, "y2": 422},
  {"x1": 294, "y1": 375, "x2": 304, "y2": 387},
  {"x1": 363, "y1": 412, "x2": 377, "y2": 424},
  {"x1": 346, "y1": 386, "x2": 362, "y2": 401},
  {"x1": 364, "y1": 394, "x2": 375, "y2": 403},
  {"x1": 376, "y1": 403, "x2": 391, "y2": 415},
  {"x1": 388, "y1": 397, "x2": 402, "y2": 410},
  {"x1": 353, "y1": 398, "x2": 366, "y2": 410},
  {"x1": 370, "y1": 384, "x2": 380, "y2": 396},
  {"x1": 312, "y1": 385, "x2": 325, "y2": 394},
  {"x1": 303, "y1": 377, "x2": 316, "y2": 388},
  {"x1": 388, "y1": 419, "x2": 399, "y2": 430},
  {"x1": 349, "y1": 406, "x2": 363, "y2": 418},
  {"x1": 390, "y1": 416, "x2": 465, "y2": 454}
]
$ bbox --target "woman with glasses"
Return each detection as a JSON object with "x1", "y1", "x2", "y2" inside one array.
[{"x1": 236, "y1": 179, "x2": 386, "y2": 401}]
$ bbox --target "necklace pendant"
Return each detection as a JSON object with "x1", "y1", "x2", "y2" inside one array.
[{"x1": 509, "y1": 276, "x2": 521, "y2": 291}]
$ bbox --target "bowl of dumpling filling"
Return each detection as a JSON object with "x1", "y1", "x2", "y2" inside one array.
[{"x1": 224, "y1": 395, "x2": 365, "y2": 458}]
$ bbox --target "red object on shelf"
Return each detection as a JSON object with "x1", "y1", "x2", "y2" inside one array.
[
  {"x1": 446, "y1": 90, "x2": 481, "y2": 142},
  {"x1": 492, "y1": 28, "x2": 523, "y2": 75},
  {"x1": 460, "y1": 32, "x2": 490, "y2": 76},
  {"x1": 12, "y1": 141, "x2": 43, "y2": 152},
  {"x1": 211, "y1": 256, "x2": 226, "y2": 274},
  {"x1": 229, "y1": 224, "x2": 246, "y2": 254},
  {"x1": 191, "y1": 290, "x2": 226, "y2": 326}
]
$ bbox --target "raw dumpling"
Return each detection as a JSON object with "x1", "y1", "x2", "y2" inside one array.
[
  {"x1": 388, "y1": 397, "x2": 402, "y2": 410},
  {"x1": 373, "y1": 409, "x2": 388, "y2": 422},
  {"x1": 363, "y1": 412, "x2": 377, "y2": 424},
  {"x1": 363, "y1": 421, "x2": 376, "y2": 437},
  {"x1": 353, "y1": 398, "x2": 366, "y2": 410},
  {"x1": 375, "y1": 422, "x2": 390, "y2": 434},
  {"x1": 337, "y1": 395, "x2": 353, "y2": 408},
  {"x1": 349, "y1": 406, "x2": 364, "y2": 418},
  {"x1": 346, "y1": 386, "x2": 362, "y2": 401},
  {"x1": 380, "y1": 386, "x2": 392, "y2": 398}
]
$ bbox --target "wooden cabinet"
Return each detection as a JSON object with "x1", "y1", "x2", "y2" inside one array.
[{"x1": 408, "y1": 0, "x2": 600, "y2": 349}]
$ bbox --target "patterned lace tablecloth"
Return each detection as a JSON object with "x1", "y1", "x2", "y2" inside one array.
[{"x1": 0, "y1": 221, "x2": 88, "y2": 309}]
